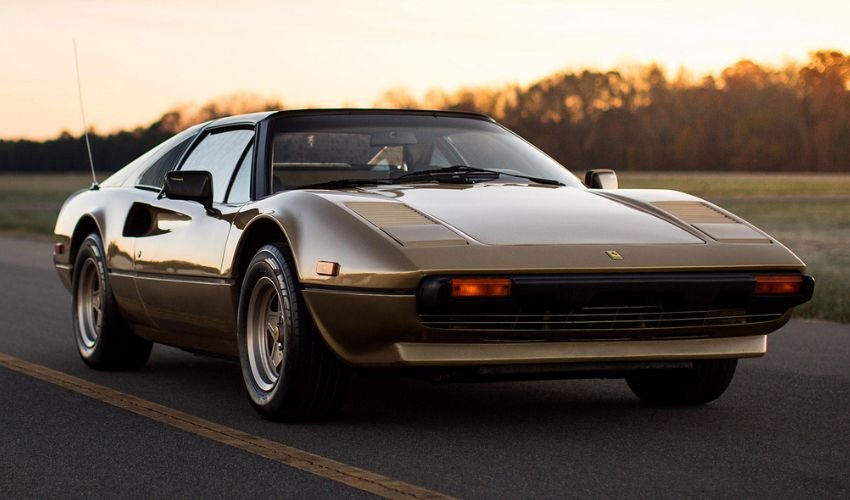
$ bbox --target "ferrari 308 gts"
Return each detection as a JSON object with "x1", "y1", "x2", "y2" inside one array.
[{"x1": 53, "y1": 109, "x2": 814, "y2": 420}]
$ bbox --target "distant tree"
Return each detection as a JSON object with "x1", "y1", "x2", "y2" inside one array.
[
  {"x1": 375, "y1": 87, "x2": 419, "y2": 109},
  {"x1": 798, "y1": 51, "x2": 850, "y2": 170},
  {"x1": 0, "y1": 94, "x2": 283, "y2": 172}
]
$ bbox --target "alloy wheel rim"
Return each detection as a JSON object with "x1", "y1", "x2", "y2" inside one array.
[
  {"x1": 76, "y1": 257, "x2": 102, "y2": 351},
  {"x1": 246, "y1": 276, "x2": 285, "y2": 392}
]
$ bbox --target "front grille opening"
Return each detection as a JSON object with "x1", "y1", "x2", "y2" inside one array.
[{"x1": 417, "y1": 273, "x2": 789, "y2": 335}]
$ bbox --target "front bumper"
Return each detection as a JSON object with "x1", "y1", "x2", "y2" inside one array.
[{"x1": 302, "y1": 272, "x2": 807, "y2": 366}]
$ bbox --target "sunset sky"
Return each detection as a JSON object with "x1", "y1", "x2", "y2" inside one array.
[{"x1": 2, "y1": 0, "x2": 849, "y2": 139}]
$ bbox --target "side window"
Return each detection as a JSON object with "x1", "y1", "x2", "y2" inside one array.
[
  {"x1": 227, "y1": 144, "x2": 253, "y2": 204},
  {"x1": 136, "y1": 136, "x2": 194, "y2": 189},
  {"x1": 180, "y1": 129, "x2": 254, "y2": 203},
  {"x1": 115, "y1": 123, "x2": 205, "y2": 189}
]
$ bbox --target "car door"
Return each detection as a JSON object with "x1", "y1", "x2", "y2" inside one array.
[{"x1": 132, "y1": 127, "x2": 255, "y2": 352}]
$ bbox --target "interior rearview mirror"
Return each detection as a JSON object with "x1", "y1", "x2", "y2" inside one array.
[
  {"x1": 584, "y1": 169, "x2": 618, "y2": 189},
  {"x1": 163, "y1": 170, "x2": 216, "y2": 213},
  {"x1": 370, "y1": 130, "x2": 418, "y2": 146}
]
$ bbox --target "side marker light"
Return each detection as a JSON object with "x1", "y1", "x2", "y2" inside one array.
[{"x1": 316, "y1": 261, "x2": 340, "y2": 277}]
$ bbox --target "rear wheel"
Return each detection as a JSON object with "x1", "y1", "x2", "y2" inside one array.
[
  {"x1": 626, "y1": 358, "x2": 738, "y2": 405},
  {"x1": 72, "y1": 233, "x2": 152, "y2": 370},
  {"x1": 237, "y1": 243, "x2": 349, "y2": 421}
]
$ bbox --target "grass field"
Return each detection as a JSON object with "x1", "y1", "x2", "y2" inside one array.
[
  {"x1": 1, "y1": 172, "x2": 848, "y2": 322},
  {"x1": 620, "y1": 173, "x2": 850, "y2": 323},
  {"x1": 0, "y1": 173, "x2": 95, "y2": 236},
  {"x1": 618, "y1": 172, "x2": 850, "y2": 198}
]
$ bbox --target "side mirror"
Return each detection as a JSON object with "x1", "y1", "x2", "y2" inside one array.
[
  {"x1": 163, "y1": 170, "x2": 217, "y2": 214},
  {"x1": 584, "y1": 169, "x2": 618, "y2": 189}
]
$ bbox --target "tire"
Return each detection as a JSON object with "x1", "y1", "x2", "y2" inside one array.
[
  {"x1": 71, "y1": 233, "x2": 152, "y2": 370},
  {"x1": 626, "y1": 358, "x2": 738, "y2": 406},
  {"x1": 237, "y1": 243, "x2": 349, "y2": 421}
]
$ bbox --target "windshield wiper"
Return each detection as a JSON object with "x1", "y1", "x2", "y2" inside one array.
[
  {"x1": 287, "y1": 165, "x2": 565, "y2": 190},
  {"x1": 392, "y1": 165, "x2": 565, "y2": 186},
  {"x1": 289, "y1": 178, "x2": 392, "y2": 190}
]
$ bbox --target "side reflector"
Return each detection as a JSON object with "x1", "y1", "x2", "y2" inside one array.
[
  {"x1": 316, "y1": 261, "x2": 340, "y2": 277},
  {"x1": 754, "y1": 275, "x2": 803, "y2": 295},
  {"x1": 451, "y1": 278, "x2": 512, "y2": 298}
]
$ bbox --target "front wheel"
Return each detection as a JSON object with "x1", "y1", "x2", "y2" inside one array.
[
  {"x1": 71, "y1": 233, "x2": 152, "y2": 370},
  {"x1": 626, "y1": 358, "x2": 738, "y2": 405},
  {"x1": 237, "y1": 244, "x2": 349, "y2": 421}
]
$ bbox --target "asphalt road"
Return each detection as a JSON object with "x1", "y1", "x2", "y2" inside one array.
[{"x1": 1, "y1": 235, "x2": 848, "y2": 498}]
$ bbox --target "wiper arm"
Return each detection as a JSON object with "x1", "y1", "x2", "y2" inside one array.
[
  {"x1": 393, "y1": 165, "x2": 498, "y2": 184},
  {"x1": 289, "y1": 178, "x2": 392, "y2": 190},
  {"x1": 392, "y1": 165, "x2": 564, "y2": 186},
  {"x1": 501, "y1": 172, "x2": 565, "y2": 186}
]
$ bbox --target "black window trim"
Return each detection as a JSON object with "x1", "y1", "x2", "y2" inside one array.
[
  {"x1": 176, "y1": 122, "x2": 258, "y2": 204},
  {"x1": 223, "y1": 140, "x2": 255, "y2": 204}
]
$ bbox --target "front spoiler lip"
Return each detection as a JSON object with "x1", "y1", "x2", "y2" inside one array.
[{"x1": 390, "y1": 335, "x2": 768, "y2": 366}]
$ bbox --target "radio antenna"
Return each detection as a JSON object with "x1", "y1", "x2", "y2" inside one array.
[{"x1": 73, "y1": 40, "x2": 98, "y2": 190}]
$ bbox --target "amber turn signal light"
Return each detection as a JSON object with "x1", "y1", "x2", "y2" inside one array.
[
  {"x1": 451, "y1": 278, "x2": 512, "y2": 298},
  {"x1": 754, "y1": 275, "x2": 803, "y2": 295}
]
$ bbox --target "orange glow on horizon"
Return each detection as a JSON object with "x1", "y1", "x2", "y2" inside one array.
[{"x1": 1, "y1": 0, "x2": 848, "y2": 139}]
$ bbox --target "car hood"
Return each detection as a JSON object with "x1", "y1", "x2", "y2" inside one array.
[{"x1": 358, "y1": 183, "x2": 704, "y2": 245}]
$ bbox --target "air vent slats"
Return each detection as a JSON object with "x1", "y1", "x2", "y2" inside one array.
[
  {"x1": 652, "y1": 201, "x2": 737, "y2": 224},
  {"x1": 419, "y1": 308, "x2": 782, "y2": 331},
  {"x1": 345, "y1": 202, "x2": 434, "y2": 226}
]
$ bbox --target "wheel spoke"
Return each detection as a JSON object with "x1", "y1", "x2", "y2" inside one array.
[
  {"x1": 266, "y1": 323, "x2": 277, "y2": 343},
  {"x1": 92, "y1": 291, "x2": 102, "y2": 314},
  {"x1": 270, "y1": 346, "x2": 283, "y2": 369},
  {"x1": 266, "y1": 312, "x2": 281, "y2": 338},
  {"x1": 266, "y1": 311, "x2": 279, "y2": 323}
]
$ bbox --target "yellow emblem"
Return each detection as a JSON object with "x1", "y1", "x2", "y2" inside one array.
[{"x1": 605, "y1": 250, "x2": 623, "y2": 260}]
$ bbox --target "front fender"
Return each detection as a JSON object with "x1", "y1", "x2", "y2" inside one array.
[{"x1": 226, "y1": 191, "x2": 422, "y2": 289}]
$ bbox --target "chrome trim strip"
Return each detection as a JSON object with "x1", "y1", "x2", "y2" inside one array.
[
  {"x1": 393, "y1": 335, "x2": 768, "y2": 366},
  {"x1": 109, "y1": 270, "x2": 235, "y2": 287}
]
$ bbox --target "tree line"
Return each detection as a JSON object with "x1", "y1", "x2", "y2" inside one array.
[
  {"x1": 2, "y1": 51, "x2": 849, "y2": 173},
  {"x1": 0, "y1": 95, "x2": 284, "y2": 174}
]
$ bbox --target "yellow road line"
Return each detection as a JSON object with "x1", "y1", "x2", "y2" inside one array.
[{"x1": 0, "y1": 352, "x2": 453, "y2": 500}]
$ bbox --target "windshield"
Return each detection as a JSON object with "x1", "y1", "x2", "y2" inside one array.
[{"x1": 269, "y1": 114, "x2": 583, "y2": 192}]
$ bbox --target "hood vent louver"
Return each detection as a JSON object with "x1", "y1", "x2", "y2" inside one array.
[
  {"x1": 345, "y1": 201, "x2": 467, "y2": 247},
  {"x1": 652, "y1": 201, "x2": 770, "y2": 243},
  {"x1": 651, "y1": 201, "x2": 736, "y2": 224},
  {"x1": 345, "y1": 202, "x2": 435, "y2": 226}
]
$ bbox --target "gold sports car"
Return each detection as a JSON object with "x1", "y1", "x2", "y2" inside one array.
[{"x1": 53, "y1": 109, "x2": 814, "y2": 421}]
